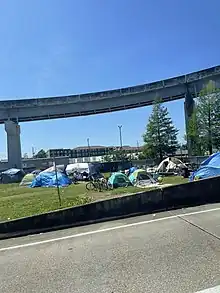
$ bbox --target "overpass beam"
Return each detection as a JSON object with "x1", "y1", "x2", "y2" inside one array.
[
  {"x1": 184, "y1": 90, "x2": 195, "y2": 156},
  {"x1": 5, "y1": 120, "x2": 22, "y2": 169}
]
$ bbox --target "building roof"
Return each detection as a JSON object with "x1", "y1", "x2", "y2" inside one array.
[
  {"x1": 47, "y1": 145, "x2": 143, "y2": 152},
  {"x1": 73, "y1": 145, "x2": 109, "y2": 150}
]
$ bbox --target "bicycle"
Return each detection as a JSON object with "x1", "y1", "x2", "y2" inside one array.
[
  {"x1": 98, "y1": 178, "x2": 109, "y2": 190},
  {"x1": 86, "y1": 179, "x2": 101, "y2": 192},
  {"x1": 86, "y1": 178, "x2": 109, "y2": 192}
]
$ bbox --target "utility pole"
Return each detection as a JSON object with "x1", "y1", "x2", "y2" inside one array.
[
  {"x1": 118, "y1": 125, "x2": 123, "y2": 165},
  {"x1": 53, "y1": 155, "x2": 61, "y2": 207},
  {"x1": 118, "y1": 125, "x2": 123, "y2": 149},
  {"x1": 87, "y1": 138, "x2": 91, "y2": 162},
  {"x1": 32, "y1": 146, "x2": 35, "y2": 158}
]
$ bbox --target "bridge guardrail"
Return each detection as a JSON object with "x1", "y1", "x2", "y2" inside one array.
[{"x1": 0, "y1": 66, "x2": 219, "y2": 110}]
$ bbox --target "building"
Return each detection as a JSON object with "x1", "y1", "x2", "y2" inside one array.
[{"x1": 46, "y1": 145, "x2": 143, "y2": 163}]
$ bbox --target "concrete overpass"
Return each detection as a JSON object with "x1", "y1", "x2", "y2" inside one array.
[{"x1": 2, "y1": 65, "x2": 220, "y2": 168}]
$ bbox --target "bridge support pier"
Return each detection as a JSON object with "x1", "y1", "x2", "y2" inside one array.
[
  {"x1": 5, "y1": 120, "x2": 22, "y2": 169},
  {"x1": 184, "y1": 91, "x2": 195, "y2": 156}
]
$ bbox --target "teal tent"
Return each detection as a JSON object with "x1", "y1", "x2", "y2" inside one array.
[{"x1": 108, "y1": 172, "x2": 130, "y2": 188}]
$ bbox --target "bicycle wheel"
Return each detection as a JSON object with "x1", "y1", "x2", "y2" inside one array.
[
  {"x1": 108, "y1": 183, "x2": 114, "y2": 190},
  {"x1": 96, "y1": 181, "x2": 103, "y2": 192},
  {"x1": 102, "y1": 182, "x2": 109, "y2": 190},
  {"x1": 86, "y1": 182, "x2": 95, "y2": 191}
]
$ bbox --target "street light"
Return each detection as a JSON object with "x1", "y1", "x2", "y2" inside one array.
[
  {"x1": 87, "y1": 138, "x2": 90, "y2": 162},
  {"x1": 118, "y1": 125, "x2": 124, "y2": 166},
  {"x1": 118, "y1": 125, "x2": 123, "y2": 149}
]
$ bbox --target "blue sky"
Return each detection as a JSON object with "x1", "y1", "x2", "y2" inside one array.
[{"x1": 0, "y1": 0, "x2": 219, "y2": 158}]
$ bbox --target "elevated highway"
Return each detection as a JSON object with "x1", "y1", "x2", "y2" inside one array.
[
  {"x1": 2, "y1": 65, "x2": 220, "y2": 168},
  {"x1": 1, "y1": 66, "x2": 220, "y2": 123}
]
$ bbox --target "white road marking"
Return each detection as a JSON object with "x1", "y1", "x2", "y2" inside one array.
[
  {"x1": 0, "y1": 206, "x2": 220, "y2": 252},
  {"x1": 195, "y1": 285, "x2": 220, "y2": 292}
]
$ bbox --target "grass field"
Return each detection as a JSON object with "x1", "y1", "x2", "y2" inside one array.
[{"x1": 0, "y1": 176, "x2": 188, "y2": 222}]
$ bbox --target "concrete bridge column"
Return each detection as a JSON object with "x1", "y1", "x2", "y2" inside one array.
[
  {"x1": 184, "y1": 90, "x2": 195, "y2": 156},
  {"x1": 5, "y1": 120, "x2": 22, "y2": 169}
]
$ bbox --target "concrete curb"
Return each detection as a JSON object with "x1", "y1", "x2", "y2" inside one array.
[{"x1": 0, "y1": 176, "x2": 220, "y2": 240}]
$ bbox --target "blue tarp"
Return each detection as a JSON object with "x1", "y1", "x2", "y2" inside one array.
[
  {"x1": 30, "y1": 171, "x2": 71, "y2": 188},
  {"x1": 190, "y1": 152, "x2": 220, "y2": 181},
  {"x1": 129, "y1": 167, "x2": 137, "y2": 174}
]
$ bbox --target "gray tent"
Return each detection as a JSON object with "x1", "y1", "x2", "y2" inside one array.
[{"x1": 0, "y1": 168, "x2": 25, "y2": 184}]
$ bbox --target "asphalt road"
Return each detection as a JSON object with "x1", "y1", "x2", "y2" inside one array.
[{"x1": 0, "y1": 203, "x2": 220, "y2": 293}]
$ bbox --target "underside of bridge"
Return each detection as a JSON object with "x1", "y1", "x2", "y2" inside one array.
[
  {"x1": 3, "y1": 95, "x2": 195, "y2": 169},
  {"x1": 3, "y1": 65, "x2": 220, "y2": 169}
]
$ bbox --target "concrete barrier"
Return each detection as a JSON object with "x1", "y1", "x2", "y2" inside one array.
[
  {"x1": 0, "y1": 176, "x2": 220, "y2": 240},
  {"x1": 162, "y1": 176, "x2": 220, "y2": 208}
]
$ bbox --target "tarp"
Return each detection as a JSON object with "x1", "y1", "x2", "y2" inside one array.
[
  {"x1": 129, "y1": 169, "x2": 156, "y2": 185},
  {"x1": 190, "y1": 152, "x2": 220, "y2": 181},
  {"x1": 20, "y1": 173, "x2": 35, "y2": 186},
  {"x1": 108, "y1": 172, "x2": 130, "y2": 188},
  {"x1": 30, "y1": 171, "x2": 71, "y2": 188},
  {"x1": 129, "y1": 167, "x2": 137, "y2": 174}
]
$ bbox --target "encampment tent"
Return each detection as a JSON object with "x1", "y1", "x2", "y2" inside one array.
[
  {"x1": 30, "y1": 171, "x2": 71, "y2": 188},
  {"x1": 40, "y1": 165, "x2": 66, "y2": 174},
  {"x1": 0, "y1": 168, "x2": 25, "y2": 184},
  {"x1": 157, "y1": 157, "x2": 186, "y2": 173},
  {"x1": 108, "y1": 172, "x2": 130, "y2": 188},
  {"x1": 190, "y1": 152, "x2": 220, "y2": 181},
  {"x1": 20, "y1": 173, "x2": 35, "y2": 186},
  {"x1": 66, "y1": 163, "x2": 89, "y2": 174},
  {"x1": 66, "y1": 163, "x2": 100, "y2": 175},
  {"x1": 31, "y1": 170, "x2": 41, "y2": 175},
  {"x1": 129, "y1": 169, "x2": 156, "y2": 185}
]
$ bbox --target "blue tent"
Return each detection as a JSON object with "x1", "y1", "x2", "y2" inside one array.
[
  {"x1": 190, "y1": 152, "x2": 220, "y2": 181},
  {"x1": 30, "y1": 171, "x2": 71, "y2": 188}
]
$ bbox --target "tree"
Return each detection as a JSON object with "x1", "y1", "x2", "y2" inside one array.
[
  {"x1": 34, "y1": 149, "x2": 47, "y2": 158},
  {"x1": 138, "y1": 152, "x2": 146, "y2": 160},
  {"x1": 186, "y1": 109, "x2": 203, "y2": 155},
  {"x1": 187, "y1": 81, "x2": 220, "y2": 155},
  {"x1": 142, "y1": 99, "x2": 179, "y2": 161},
  {"x1": 23, "y1": 153, "x2": 28, "y2": 159}
]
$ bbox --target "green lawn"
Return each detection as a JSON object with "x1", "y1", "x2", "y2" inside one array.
[
  {"x1": 160, "y1": 175, "x2": 188, "y2": 185},
  {"x1": 0, "y1": 176, "x2": 188, "y2": 222}
]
